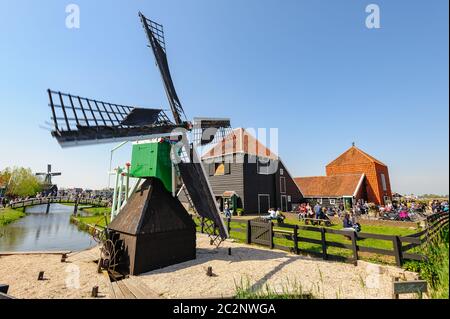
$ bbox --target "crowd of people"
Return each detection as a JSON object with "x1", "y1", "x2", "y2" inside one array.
[
  {"x1": 292, "y1": 198, "x2": 449, "y2": 224},
  {"x1": 0, "y1": 189, "x2": 113, "y2": 209}
]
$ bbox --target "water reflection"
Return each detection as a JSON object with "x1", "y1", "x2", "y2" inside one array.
[{"x1": 0, "y1": 204, "x2": 96, "y2": 252}]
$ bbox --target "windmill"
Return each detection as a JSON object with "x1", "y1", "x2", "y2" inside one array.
[
  {"x1": 46, "y1": 12, "x2": 231, "y2": 275},
  {"x1": 36, "y1": 164, "x2": 61, "y2": 195}
]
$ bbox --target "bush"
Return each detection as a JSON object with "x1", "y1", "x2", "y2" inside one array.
[
  {"x1": 236, "y1": 208, "x2": 244, "y2": 216},
  {"x1": 404, "y1": 225, "x2": 449, "y2": 299}
]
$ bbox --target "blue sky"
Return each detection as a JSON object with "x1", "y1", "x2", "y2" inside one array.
[{"x1": 0, "y1": 0, "x2": 448, "y2": 195}]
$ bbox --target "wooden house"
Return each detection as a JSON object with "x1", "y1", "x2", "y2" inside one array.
[
  {"x1": 294, "y1": 174, "x2": 366, "y2": 209},
  {"x1": 294, "y1": 145, "x2": 392, "y2": 207},
  {"x1": 182, "y1": 128, "x2": 304, "y2": 214}
]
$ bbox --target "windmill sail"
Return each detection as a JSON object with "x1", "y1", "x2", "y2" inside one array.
[
  {"x1": 177, "y1": 143, "x2": 229, "y2": 239},
  {"x1": 139, "y1": 12, "x2": 186, "y2": 125},
  {"x1": 47, "y1": 89, "x2": 183, "y2": 147}
]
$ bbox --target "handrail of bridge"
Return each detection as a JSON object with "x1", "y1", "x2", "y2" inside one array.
[{"x1": 8, "y1": 196, "x2": 110, "y2": 209}]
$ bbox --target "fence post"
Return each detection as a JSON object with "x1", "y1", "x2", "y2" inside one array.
[
  {"x1": 393, "y1": 236, "x2": 403, "y2": 267},
  {"x1": 246, "y1": 220, "x2": 251, "y2": 244},
  {"x1": 269, "y1": 222, "x2": 274, "y2": 249},
  {"x1": 321, "y1": 228, "x2": 327, "y2": 260},
  {"x1": 351, "y1": 231, "x2": 359, "y2": 265},
  {"x1": 293, "y1": 225, "x2": 299, "y2": 255},
  {"x1": 227, "y1": 218, "x2": 231, "y2": 235},
  {"x1": 200, "y1": 217, "x2": 205, "y2": 234}
]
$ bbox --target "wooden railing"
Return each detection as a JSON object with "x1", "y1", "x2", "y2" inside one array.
[
  {"x1": 8, "y1": 196, "x2": 109, "y2": 209},
  {"x1": 196, "y1": 212, "x2": 448, "y2": 267}
]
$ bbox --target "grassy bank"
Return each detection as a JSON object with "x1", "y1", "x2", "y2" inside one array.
[
  {"x1": 71, "y1": 206, "x2": 111, "y2": 229},
  {"x1": 0, "y1": 207, "x2": 26, "y2": 226},
  {"x1": 404, "y1": 225, "x2": 449, "y2": 299},
  {"x1": 235, "y1": 278, "x2": 314, "y2": 299}
]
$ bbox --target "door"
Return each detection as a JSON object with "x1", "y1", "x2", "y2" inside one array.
[
  {"x1": 281, "y1": 195, "x2": 288, "y2": 212},
  {"x1": 258, "y1": 194, "x2": 270, "y2": 215},
  {"x1": 343, "y1": 196, "x2": 353, "y2": 211}
]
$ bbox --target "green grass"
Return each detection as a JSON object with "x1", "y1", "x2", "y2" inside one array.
[
  {"x1": 234, "y1": 277, "x2": 314, "y2": 299},
  {"x1": 81, "y1": 206, "x2": 111, "y2": 216},
  {"x1": 404, "y1": 225, "x2": 449, "y2": 299},
  {"x1": 72, "y1": 214, "x2": 110, "y2": 228},
  {"x1": 71, "y1": 206, "x2": 111, "y2": 229},
  {"x1": 0, "y1": 207, "x2": 26, "y2": 226},
  {"x1": 195, "y1": 216, "x2": 419, "y2": 264}
]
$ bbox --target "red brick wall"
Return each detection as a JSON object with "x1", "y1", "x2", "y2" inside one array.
[
  {"x1": 326, "y1": 161, "x2": 392, "y2": 205},
  {"x1": 373, "y1": 163, "x2": 393, "y2": 205}
]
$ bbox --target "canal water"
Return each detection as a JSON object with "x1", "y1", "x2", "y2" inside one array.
[{"x1": 0, "y1": 204, "x2": 96, "y2": 252}]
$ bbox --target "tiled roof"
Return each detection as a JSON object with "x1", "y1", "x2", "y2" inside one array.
[
  {"x1": 294, "y1": 174, "x2": 364, "y2": 198},
  {"x1": 202, "y1": 128, "x2": 278, "y2": 160},
  {"x1": 327, "y1": 146, "x2": 386, "y2": 167}
]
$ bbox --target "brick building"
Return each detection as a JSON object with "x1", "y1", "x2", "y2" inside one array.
[
  {"x1": 326, "y1": 145, "x2": 392, "y2": 205},
  {"x1": 295, "y1": 145, "x2": 392, "y2": 207}
]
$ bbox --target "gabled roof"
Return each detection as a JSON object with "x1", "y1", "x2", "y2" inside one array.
[
  {"x1": 294, "y1": 174, "x2": 364, "y2": 198},
  {"x1": 202, "y1": 128, "x2": 278, "y2": 160},
  {"x1": 326, "y1": 146, "x2": 386, "y2": 167}
]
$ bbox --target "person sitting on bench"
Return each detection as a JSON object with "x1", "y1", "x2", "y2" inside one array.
[
  {"x1": 276, "y1": 208, "x2": 286, "y2": 223},
  {"x1": 343, "y1": 213, "x2": 361, "y2": 232},
  {"x1": 263, "y1": 208, "x2": 277, "y2": 221}
]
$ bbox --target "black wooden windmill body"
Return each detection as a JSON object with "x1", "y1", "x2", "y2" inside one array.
[{"x1": 47, "y1": 12, "x2": 231, "y2": 275}]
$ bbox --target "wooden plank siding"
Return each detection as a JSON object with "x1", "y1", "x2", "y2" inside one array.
[
  {"x1": 244, "y1": 155, "x2": 303, "y2": 214},
  {"x1": 201, "y1": 154, "x2": 245, "y2": 210}
]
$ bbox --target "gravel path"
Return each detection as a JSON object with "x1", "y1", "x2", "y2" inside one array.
[
  {"x1": 0, "y1": 234, "x2": 419, "y2": 299},
  {"x1": 138, "y1": 234, "x2": 419, "y2": 299}
]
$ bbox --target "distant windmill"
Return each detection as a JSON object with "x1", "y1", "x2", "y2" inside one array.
[{"x1": 36, "y1": 164, "x2": 61, "y2": 186}]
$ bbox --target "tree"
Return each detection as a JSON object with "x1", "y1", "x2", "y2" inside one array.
[{"x1": 0, "y1": 167, "x2": 43, "y2": 197}]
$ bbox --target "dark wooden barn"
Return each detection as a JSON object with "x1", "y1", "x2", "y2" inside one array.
[{"x1": 180, "y1": 128, "x2": 304, "y2": 215}]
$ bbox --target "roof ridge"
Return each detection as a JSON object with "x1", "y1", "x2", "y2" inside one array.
[
  {"x1": 202, "y1": 127, "x2": 278, "y2": 159},
  {"x1": 326, "y1": 146, "x2": 387, "y2": 167},
  {"x1": 353, "y1": 146, "x2": 386, "y2": 166}
]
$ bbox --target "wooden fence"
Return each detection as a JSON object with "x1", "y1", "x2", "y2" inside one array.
[
  {"x1": 197, "y1": 212, "x2": 448, "y2": 267},
  {"x1": 8, "y1": 196, "x2": 109, "y2": 209}
]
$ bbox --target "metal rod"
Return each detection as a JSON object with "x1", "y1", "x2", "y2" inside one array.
[
  {"x1": 67, "y1": 94, "x2": 80, "y2": 126},
  {"x1": 110, "y1": 167, "x2": 121, "y2": 221},
  {"x1": 77, "y1": 96, "x2": 90, "y2": 127},
  {"x1": 93, "y1": 100, "x2": 107, "y2": 126},
  {"x1": 85, "y1": 99, "x2": 99, "y2": 126},
  {"x1": 116, "y1": 173, "x2": 124, "y2": 217},
  {"x1": 58, "y1": 91, "x2": 71, "y2": 131},
  {"x1": 107, "y1": 103, "x2": 121, "y2": 126},
  {"x1": 47, "y1": 89, "x2": 59, "y2": 132}
]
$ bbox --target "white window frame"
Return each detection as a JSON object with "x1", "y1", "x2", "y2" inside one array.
[
  {"x1": 329, "y1": 198, "x2": 336, "y2": 205},
  {"x1": 280, "y1": 176, "x2": 286, "y2": 194},
  {"x1": 381, "y1": 173, "x2": 387, "y2": 191},
  {"x1": 281, "y1": 195, "x2": 288, "y2": 212},
  {"x1": 257, "y1": 159, "x2": 270, "y2": 175},
  {"x1": 317, "y1": 198, "x2": 323, "y2": 204},
  {"x1": 258, "y1": 194, "x2": 270, "y2": 215},
  {"x1": 280, "y1": 168, "x2": 284, "y2": 175}
]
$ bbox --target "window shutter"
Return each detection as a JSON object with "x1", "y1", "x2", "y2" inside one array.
[{"x1": 224, "y1": 163, "x2": 231, "y2": 175}]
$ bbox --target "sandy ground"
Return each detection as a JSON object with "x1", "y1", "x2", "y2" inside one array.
[
  {"x1": 138, "y1": 234, "x2": 419, "y2": 299},
  {"x1": 0, "y1": 234, "x2": 420, "y2": 299},
  {"x1": 0, "y1": 247, "x2": 112, "y2": 299}
]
